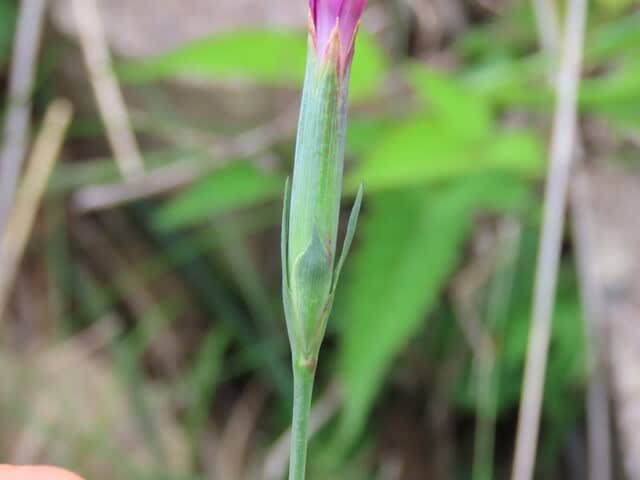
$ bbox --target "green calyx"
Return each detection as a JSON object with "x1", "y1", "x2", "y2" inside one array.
[
  {"x1": 282, "y1": 179, "x2": 363, "y2": 366},
  {"x1": 287, "y1": 41, "x2": 345, "y2": 273},
  {"x1": 281, "y1": 35, "x2": 363, "y2": 365}
]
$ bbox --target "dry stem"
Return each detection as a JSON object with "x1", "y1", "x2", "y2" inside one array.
[
  {"x1": 0, "y1": 0, "x2": 48, "y2": 233},
  {"x1": 0, "y1": 99, "x2": 73, "y2": 320},
  {"x1": 71, "y1": 0, "x2": 144, "y2": 179},
  {"x1": 511, "y1": 0, "x2": 588, "y2": 478}
]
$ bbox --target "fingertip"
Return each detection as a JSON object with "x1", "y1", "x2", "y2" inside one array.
[{"x1": 0, "y1": 465, "x2": 84, "y2": 480}]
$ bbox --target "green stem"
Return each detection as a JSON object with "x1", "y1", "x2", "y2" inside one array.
[{"x1": 288, "y1": 362, "x2": 316, "y2": 480}]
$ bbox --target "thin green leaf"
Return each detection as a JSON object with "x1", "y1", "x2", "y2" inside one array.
[
  {"x1": 335, "y1": 174, "x2": 534, "y2": 449},
  {"x1": 0, "y1": 1, "x2": 16, "y2": 68},
  {"x1": 117, "y1": 30, "x2": 386, "y2": 101},
  {"x1": 405, "y1": 64, "x2": 493, "y2": 141},
  {"x1": 346, "y1": 119, "x2": 544, "y2": 193},
  {"x1": 153, "y1": 162, "x2": 283, "y2": 230}
]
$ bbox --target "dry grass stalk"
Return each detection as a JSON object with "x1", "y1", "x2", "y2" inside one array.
[
  {"x1": 572, "y1": 171, "x2": 613, "y2": 480},
  {"x1": 511, "y1": 0, "x2": 588, "y2": 478},
  {"x1": 71, "y1": 105, "x2": 298, "y2": 213},
  {"x1": 0, "y1": 99, "x2": 73, "y2": 321},
  {"x1": 71, "y1": 0, "x2": 145, "y2": 179},
  {"x1": 530, "y1": 1, "x2": 613, "y2": 477},
  {"x1": 0, "y1": 0, "x2": 48, "y2": 233}
]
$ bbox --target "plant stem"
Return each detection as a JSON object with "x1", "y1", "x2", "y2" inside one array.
[
  {"x1": 472, "y1": 354, "x2": 498, "y2": 480},
  {"x1": 288, "y1": 362, "x2": 316, "y2": 480},
  {"x1": 511, "y1": 0, "x2": 587, "y2": 478}
]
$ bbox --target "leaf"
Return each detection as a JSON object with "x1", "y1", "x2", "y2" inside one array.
[
  {"x1": 454, "y1": 257, "x2": 586, "y2": 417},
  {"x1": 580, "y1": 58, "x2": 640, "y2": 108},
  {"x1": 0, "y1": 1, "x2": 16, "y2": 67},
  {"x1": 488, "y1": 131, "x2": 546, "y2": 172},
  {"x1": 349, "y1": 31, "x2": 389, "y2": 101},
  {"x1": 117, "y1": 30, "x2": 386, "y2": 101},
  {"x1": 185, "y1": 328, "x2": 231, "y2": 444},
  {"x1": 405, "y1": 64, "x2": 493, "y2": 141},
  {"x1": 118, "y1": 31, "x2": 307, "y2": 84},
  {"x1": 594, "y1": 102, "x2": 640, "y2": 132},
  {"x1": 456, "y1": 13, "x2": 640, "y2": 107},
  {"x1": 595, "y1": 0, "x2": 638, "y2": 14},
  {"x1": 585, "y1": 11, "x2": 640, "y2": 62},
  {"x1": 346, "y1": 117, "x2": 394, "y2": 157},
  {"x1": 346, "y1": 116, "x2": 544, "y2": 193},
  {"x1": 153, "y1": 162, "x2": 283, "y2": 230},
  {"x1": 345, "y1": 62, "x2": 544, "y2": 194},
  {"x1": 454, "y1": 3, "x2": 537, "y2": 61},
  {"x1": 334, "y1": 174, "x2": 533, "y2": 448},
  {"x1": 347, "y1": 116, "x2": 464, "y2": 192}
]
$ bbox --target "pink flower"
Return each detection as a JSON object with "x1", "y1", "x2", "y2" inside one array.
[{"x1": 309, "y1": 0, "x2": 367, "y2": 70}]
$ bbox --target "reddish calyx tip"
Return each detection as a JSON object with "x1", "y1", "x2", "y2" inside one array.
[{"x1": 309, "y1": 0, "x2": 367, "y2": 71}]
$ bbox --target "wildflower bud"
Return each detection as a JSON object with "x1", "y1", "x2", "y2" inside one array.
[{"x1": 282, "y1": 0, "x2": 366, "y2": 368}]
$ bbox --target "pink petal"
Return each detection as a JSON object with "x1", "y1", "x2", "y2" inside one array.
[
  {"x1": 309, "y1": 0, "x2": 317, "y2": 21},
  {"x1": 314, "y1": 0, "x2": 343, "y2": 57},
  {"x1": 338, "y1": 0, "x2": 367, "y2": 53},
  {"x1": 310, "y1": 0, "x2": 367, "y2": 63}
]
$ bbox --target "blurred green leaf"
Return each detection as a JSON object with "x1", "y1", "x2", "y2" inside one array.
[
  {"x1": 345, "y1": 63, "x2": 544, "y2": 193},
  {"x1": 487, "y1": 131, "x2": 546, "y2": 172},
  {"x1": 593, "y1": 102, "x2": 640, "y2": 132},
  {"x1": 347, "y1": 116, "x2": 544, "y2": 192},
  {"x1": 581, "y1": 58, "x2": 640, "y2": 107},
  {"x1": 456, "y1": 279, "x2": 586, "y2": 416},
  {"x1": 450, "y1": 221, "x2": 586, "y2": 419},
  {"x1": 153, "y1": 162, "x2": 284, "y2": 230},
  {"x1": 462, "y1": 57, "x2": 551, "y2": 108},
  {"x1": 459, "y1": 12, "x2": 640, "y2": 108},
  {"x1": 586, "y1": 11, "x2": 640, "y2": 62},
  {"x1": 0, "y1": 1, "x2": 16, "y2": 68},
  {"x1": 117, "y1": 29, "x2": 386, "y2": 101},
  {"x1": 349, "y1": 31, "x2": 389, "y2": 101},
  {"x1": 455, "y1": 3, "x2": 537, "y2": 61},
  {"x1": 595, "y1": 0, "x2": 637, "y2": 14},
  {"x1": 118, "y1": 31, "x2": 306, "y2": 84},
  {"x1": 469, "y1": 57, "x2": 640, "y2": 110},
  {"x1": 184, "y1": 328, "x2": 231, "y2": 460},
  {"x1": 335, "y1": 174, "x2": 533, "y2": 448},
  {"x1": 346, "y1": 117, "x2": 395, "y2": 157},
  {"x1": 406, "y1": 64, "x2": 493, "y2": 140}
]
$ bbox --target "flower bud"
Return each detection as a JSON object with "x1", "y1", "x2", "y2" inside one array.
[
  {"x1": 311, "y1": 0, "x2": 367, "y2": 75},
  {"x1": 282, "y1": 0, "x2": 366, "y2": 367}
]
